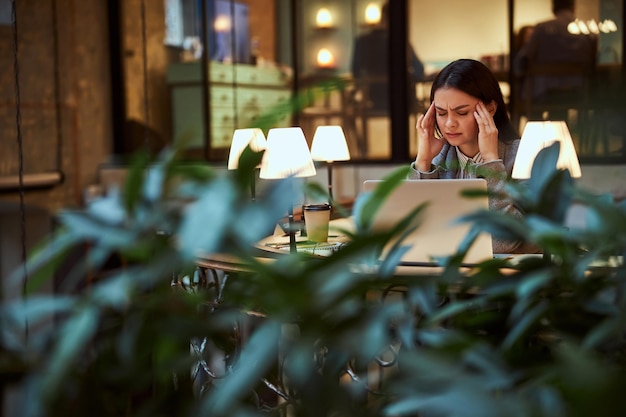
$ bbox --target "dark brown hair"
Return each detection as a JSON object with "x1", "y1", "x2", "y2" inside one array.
[{"x1": 430, "y1": 59, "x2": 518, "y2": 143}]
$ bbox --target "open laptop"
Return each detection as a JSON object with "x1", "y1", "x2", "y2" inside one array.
[{"x1": 361, "y1": 179, "x2": 493, "y2": 265}]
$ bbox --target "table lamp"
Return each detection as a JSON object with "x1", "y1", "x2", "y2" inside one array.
[
  {"x1": 227, "y1": 128, "x2": 267, "y2": 201},
  {"x1": 260, "y1": 127, "x2": 317, "y2": 253},
  {"x1": 512, "y1": 120, "x2": 582, "y2": 180},
  {"x1": 310, "y1": 125, "x2": 350, "y2": 201}
]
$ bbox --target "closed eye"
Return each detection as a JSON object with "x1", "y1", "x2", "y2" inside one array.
[{"x1": 435, "y1": 104, "x2": 473, "y2": 117}]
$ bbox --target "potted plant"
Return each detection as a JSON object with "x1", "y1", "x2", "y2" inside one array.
[{"x1": 2, "y1": 119, "x2": 625, "y2": 416}]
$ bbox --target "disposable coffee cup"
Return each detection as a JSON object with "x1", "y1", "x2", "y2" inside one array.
[{"x1": 303, "y1": 203, "x2": 331, "y2": 243}]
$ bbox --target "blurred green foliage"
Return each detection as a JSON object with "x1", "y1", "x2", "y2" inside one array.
[{"x1": 2, "y1": 117, "x2": 626, "y2": 417}]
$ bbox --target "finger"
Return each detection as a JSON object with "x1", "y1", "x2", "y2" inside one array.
[
  {"x1": 476, "y1": 102, "x2": 493, "y2": 126},
  {"x1": 474, "y1": 102, "x2": 486, "y2": 118},
  {"x1": 425, "y1": 104, "x2": 438, "y2": 126},
  {"x1": 416, "y1": 114, "x2": 425, "y2": 129},
  {"x1": 474, "y1": 110, "x2": 491, "y2": 129},
  {"x1": 474, "y1": 111, "x2": 483, "y2": 127},
  {"x1": 425, "y1": 102, "x2": 435, "y2": 118}
]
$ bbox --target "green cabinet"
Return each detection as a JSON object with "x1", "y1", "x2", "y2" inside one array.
[{"x1": 167, "y1": 62, "x2": 292, "y2": 157}]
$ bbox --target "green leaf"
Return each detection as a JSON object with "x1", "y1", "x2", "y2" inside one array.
[
  {"x1": 123, "y1": 151, "x2": 151, "y2": 212},
  {"x1": 199, "y1": 320, "x2": 281, "y2": 415},
  {"x1": 1, "y1": 296, "x2": 75, "y2": 350},
  {"x1": 527, "y1": 142, "x2": 561, "y2": 198},
  {"x1": 516, "y1": 270, "x2": 552, "y2": 299},
  {"x1": 43, "y1": 306, "x2": 100, "y2": 398},
  {"x1": 143, "y1": 164, "x2": 165, "y2": 203},
  {"x1": 58, "y1": 209, "x2": 135, "y2": 247},
  {"x1": 178, "y1": 178, "x2": 236, "y2": 260},
  {"x1": 535, "y1": 169, "x2": 574, "y2": 223},
  {"x1": 502, "y1": 300, "x2": 548, "y2": 350},
  {"x1": 9, "y1": 230, "x2": 79, "y2": 294},
  {"x1": 169, "y1": 162, "x2": 215, "y2": 183},
  {"x1": 90, "y1": 273, "x2": 134, "y2": 309},
  {"x1": 352, "y1": 167, "x2": 411, "y2": 231},
  {"x1": 582, "y1": 317, "x2": 623, "y2": 349},
  {"x1": 426, "y1": 298, "x2": 484, "y2": 325},
  {"x1": 84, "y1": 190, "x2": 127, "y2": 225}
]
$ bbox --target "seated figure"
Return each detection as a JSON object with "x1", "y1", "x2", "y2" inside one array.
[{"x1": 513, "y1": 0, "x2": 597, "y2": 121}]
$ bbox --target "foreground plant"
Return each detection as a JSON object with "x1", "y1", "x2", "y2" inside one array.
[{"x1": 1, "y1": 143, "x2": 625, "y2": 417}]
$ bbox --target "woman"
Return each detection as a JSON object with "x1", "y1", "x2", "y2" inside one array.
[{"x1": 408, "y1": 58, "x2": 529, "y2": 254}]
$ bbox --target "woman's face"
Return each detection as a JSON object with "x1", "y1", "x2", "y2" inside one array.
[{"x1": 433, "y1": 87, "x2": 480, "y2": 155}]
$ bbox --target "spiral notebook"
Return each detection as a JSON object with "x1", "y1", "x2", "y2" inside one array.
[{"x1": 361, "y1": 179, "x2": 493, "y2": 265}]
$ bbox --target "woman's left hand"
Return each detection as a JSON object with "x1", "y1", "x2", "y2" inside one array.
[{"x1": 473, "y1": 101, "x2": 499, "y2": 162}]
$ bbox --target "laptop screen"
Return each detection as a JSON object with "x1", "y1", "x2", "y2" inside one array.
[{"x1": 361, "y1": 179, "x2": 493, "y2": 264}]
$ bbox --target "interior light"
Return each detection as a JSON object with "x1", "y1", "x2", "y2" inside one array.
[
  {"x1": 364, "y1": 3, "x2": 381, "y2": 25},
  {"x1": 316, "y1": 48, "x2": 335, "y2": 68},
  {"x1": 316, "y1": 8, "x2": 333, "y2": 28},
  {"x1": 214, "y1": 15, "x2": 231, "y2": 32}
]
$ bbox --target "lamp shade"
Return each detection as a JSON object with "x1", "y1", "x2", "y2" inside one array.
[
  {"x1": 310, "y1": 125, "x2": 351, "y2": 163},
  {"x1": 260, "y1": 127, "x2": 316, "y2": 179},
  {"x1": 512, "y1": 121, "x2": 582, "y2": 179},
  {"x1": 227, "y1": 128, "x2": 266, "y2": 170}
]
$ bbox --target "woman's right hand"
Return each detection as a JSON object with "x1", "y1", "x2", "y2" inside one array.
[{"x1": 415, "y1": 103, "x2": 444, "y2": 172}]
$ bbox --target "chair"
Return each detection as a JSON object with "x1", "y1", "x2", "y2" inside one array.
[
  {"x1": 297, "y1": 75, "x2": 357, "y2": 151},
  {"x1": 348, "y1": 75, "x2": 392, "y2": 158},
  {"x1": 348, "y1": 75, "x2": 426, "y2": 159}
]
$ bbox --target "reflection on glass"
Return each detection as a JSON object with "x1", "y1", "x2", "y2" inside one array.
[
  {"x1": 315, "y1": 8, "x2": 333, "y2": 28},
  {"x1": 364, "y1": 3, "x2": 381, "y2": 25},
  {"x1": 164, "y1": 0, "x2": 292, "y2": 160},
  {"x1": 513, "y1": 0, "x2": 624, "y2": 161},
  {"x1": 158, "y1": 0, "x2": 623, "y2": 163},
  {"x1": 210, "y1": 0, "x2": 249, "y2": 64}
]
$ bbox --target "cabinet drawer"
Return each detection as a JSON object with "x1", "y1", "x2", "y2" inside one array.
[
  {"x1": 169, "y1": 62, "x2": 292, "y2": 88},
  {"x1": 210, "y1": 86, "x2": 235, "y2": 107},
  {"x1": 210, "y1": 107, "x2": 236, "y2": 127},
  {"x1": 210, "y1": 62, "x2": 290, "y2": 87},
  {"x1": 233, "y1": 65, "x2": 289, "y2": 86},
  {"x1": 211, "y1": 125, "x2": 236, "y2": 148},
  {"x1": 168, "y1": 62, "x2": 293, "y2": 154},
  {"x1": 236, "y1": 89, "x2": 290, "y2": 112},
  {"x1": 210, "y1": 87, "x2": 290, "y2": 109}
]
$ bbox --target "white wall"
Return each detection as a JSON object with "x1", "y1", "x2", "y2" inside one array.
[
  {"x1": 409, "y1": 0, "x2": 509, "y2": 68},
  {"x1": 514, "y1": 0, "x2": 552, "y2": 30},
  {"x1": 409, "y1": 0, "x2": 602, "y2": 69}
]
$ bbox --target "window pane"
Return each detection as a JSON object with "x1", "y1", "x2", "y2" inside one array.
[
  {"x1": 296, "y1": 0, "x2": 396, "y2": 160},
  {"x1": 513, "y1": 0, "x2": 625, "y2": 162}
]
